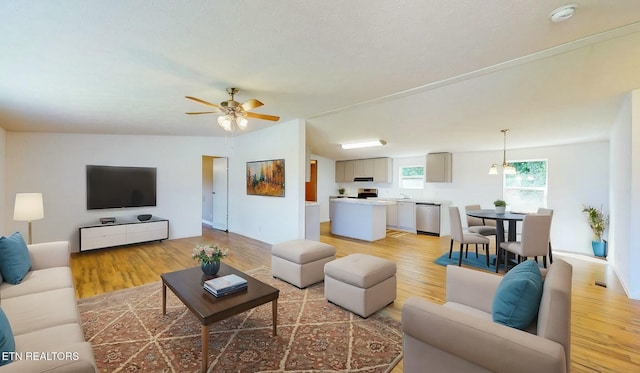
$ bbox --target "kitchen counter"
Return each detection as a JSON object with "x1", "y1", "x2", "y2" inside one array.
[
  {"x1": 305, "y1": 201, "x2": 320, "y2": 240},
  {"x1": 330, "y1": 198, "x2": 389, "y2": 241},
  {"x1": 329, "y1": 198, "x2": 396, "y2": 206}
]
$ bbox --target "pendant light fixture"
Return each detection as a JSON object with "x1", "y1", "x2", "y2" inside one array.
[{"x1": 489, "y1": 129, "x2": 516, "y2": 175}]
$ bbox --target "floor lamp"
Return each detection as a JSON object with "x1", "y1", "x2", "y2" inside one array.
[{"x1": 13, "y1": 193, "x2": 44, "y2": 244}]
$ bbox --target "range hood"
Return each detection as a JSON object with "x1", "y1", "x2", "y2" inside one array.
[{"x1": 354, "y1": 177, "x2": 374, "y2": 182}]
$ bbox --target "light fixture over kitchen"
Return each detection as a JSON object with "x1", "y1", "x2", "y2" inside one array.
[
  {"x1": 341, "y1": 140, "x2": 387, "y2": 150},
  {"x1": 489, "y1": 129, "x2": 516, "y2": 175}
]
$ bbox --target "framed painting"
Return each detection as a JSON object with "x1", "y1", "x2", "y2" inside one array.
[{"x1": 246, "y1": 159, "x2": 285, "y2": 197}]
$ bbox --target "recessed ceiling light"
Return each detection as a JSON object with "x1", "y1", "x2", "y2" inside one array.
[
  {"x1": 549, "y1": 4, "x2": 577, "y2": 23},
  {"x1": 340, "y1": 140, "x2": 387, "y2": 150}
]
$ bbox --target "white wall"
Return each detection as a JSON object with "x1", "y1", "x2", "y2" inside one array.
[
  {"x1": 4, "y1": 132, "x2": 234, "y2": 250},
  {"x1": 228, "y1": 119, "x2": 306, "y2": 244},
  {"x1": 311, "y1": 153, "x2": 336, "y2": 222},
  {"x1": 610, "y1": 90, "x2": 640, "y2": 299},
  {"x1": 334, "y1": 141, "x2": 609, "y2": 256},
  {"x1": 0, "y1": 127, "x2": 5, "y2": 234},
  {"x1": 3, "y1": 120, "x2": 312, "y2": 251}
]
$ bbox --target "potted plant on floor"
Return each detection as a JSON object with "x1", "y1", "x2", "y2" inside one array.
[
  {"x1": 582, "y1": 205, "x2": 608, "y2": 257},
  {"x1": 494, "y1": 199, "x2": 507, "y2": 214}
]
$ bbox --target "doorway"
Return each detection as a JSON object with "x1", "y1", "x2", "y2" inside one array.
[
  {"x1": 305, "y1": 159, "x2": 317, "y2": 202},
  {"x1": 202, "y1": 156, "x2": 228, "y2": 232}
]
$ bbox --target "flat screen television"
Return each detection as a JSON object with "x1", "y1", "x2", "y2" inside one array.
[{"x1": 86, "y1": 165, "x2": 157, "y2": 210}]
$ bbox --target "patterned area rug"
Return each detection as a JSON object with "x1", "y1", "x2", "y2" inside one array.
[{"x1": 78, "y1": 267, "x2": 403, "y2": 372}]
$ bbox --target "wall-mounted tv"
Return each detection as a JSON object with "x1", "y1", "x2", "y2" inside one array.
[{"x1": 86, "y1": 165, "x2": 157, "y2": 210}]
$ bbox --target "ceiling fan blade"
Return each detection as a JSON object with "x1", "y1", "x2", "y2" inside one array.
[
  {"x1": 241, "y1": 99, "x2": 264, "y2": 111},
  {"x1": 186, "y1": 111, "x2": 219, "y2": 115},
  {"x1": 246, "y1": 112, "x2": 280, "y2": 121},
  {"x1": 185, "y1": 96, "x2": 222, "y2": 109}
]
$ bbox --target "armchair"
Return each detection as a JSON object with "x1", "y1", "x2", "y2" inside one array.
[{"x1": 402, "y1": 259, "x2": 572, "y2": 373}]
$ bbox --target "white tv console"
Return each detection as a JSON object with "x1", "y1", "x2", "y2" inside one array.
[{"x1": 79, "y1": 217, "x2": 169, "y2": 252}]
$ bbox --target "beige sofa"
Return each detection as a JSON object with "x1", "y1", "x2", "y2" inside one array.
[
  {"x1": 0, "y1": 241, "x2": 97, "y2": 372},
  {"x1": 402, "y1": 259, "x2": 572, "y2": 373}
]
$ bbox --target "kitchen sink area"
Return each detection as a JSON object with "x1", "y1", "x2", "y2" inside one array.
[{"x1": 329, "y1": 188, "x2": 450, "y2": 241}]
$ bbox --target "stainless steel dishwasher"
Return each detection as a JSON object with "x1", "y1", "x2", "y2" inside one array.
[{"x1": 416, "y1": 203, "x2": 440, "y2": 236}]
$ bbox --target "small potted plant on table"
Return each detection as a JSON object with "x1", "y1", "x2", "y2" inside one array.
[
  {"x1": 192, "y1": 243, "x2": 228, "y2": 275},
  {"x1": 494, "y1": 199, "x2": 507, "y2": 214},
  {"x1": 582, "y1": 205, "x2": 608, "y2": 257}
]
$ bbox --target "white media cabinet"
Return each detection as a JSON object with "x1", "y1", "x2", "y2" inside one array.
[{"x1": 79, "y1": 217, "x2": 169, "y2": 252}]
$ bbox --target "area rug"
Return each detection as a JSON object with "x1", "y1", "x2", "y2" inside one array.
[
  {"x1": 78, "y1": 267, "x2": 403, "y2": 372},
  {"x1": 434, "y1": 251, "x2": 503, "y2": 272},
  {"x1": 434, "y1": 252, "x2": 544, "y2": 272}
]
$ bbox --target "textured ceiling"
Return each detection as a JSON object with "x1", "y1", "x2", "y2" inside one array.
[{"x1": 1, "y1": 1, "x2": 640, "y2": 160}]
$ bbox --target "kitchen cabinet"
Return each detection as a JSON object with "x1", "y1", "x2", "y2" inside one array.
[
  {"x1": 397, "y1": 201, "x2": 416, "y2": 231},
  {"x1": 344, "y1": 161, "x2": 355, "y2": 182},
  {"x1": 374, "y1": 158, "x2": 392, "y2": 183},
  {"x1": 426, "y1": 152, "x2": 452, "y2": 182},
  {"x1": 386, "y1": 203, "x2": 398, "y2": 228},
  {"x1": 336, "y1": 157, "x2": 392, "y2": 183},
  {"x1": 335, "y1": 161, "x2": 345, "y2": 182},
  {"x1": 353, "y1": 160, "x2": 363, "y2": 177}
]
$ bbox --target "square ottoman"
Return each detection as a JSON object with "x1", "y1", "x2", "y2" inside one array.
[
  {"x1": 272, "y1": 239, "x2": 336, "y2": 288},
  {"x1": 324, "y1": 253, "x2": 397, "y2": 318}
]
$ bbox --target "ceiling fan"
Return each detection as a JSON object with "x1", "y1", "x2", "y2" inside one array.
[{"x1": 185, "y1": 88, "x2": 280, "y2": 132}]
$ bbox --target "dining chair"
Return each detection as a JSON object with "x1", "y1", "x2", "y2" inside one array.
[
  {"x1": 449, "y1": 206, "x2": 491, "y2": 267},
  {"x1": 537, "y1": 207, "x2": 554, "y2": 264},
  {"x1": 465, "y1": 204, "x2": 497, "y2": 236},
  {"x1": 498, "y1": 214, "x2": 552, "y2": 272}
]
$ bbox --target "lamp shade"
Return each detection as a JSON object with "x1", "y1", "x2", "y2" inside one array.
[{"x1": 13, "y1": 193, "x2": 44, "y2": 221}]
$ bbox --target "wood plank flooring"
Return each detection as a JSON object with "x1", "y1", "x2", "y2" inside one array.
[{"x1": 70, "y1": 222, "x2": 640, "y2": 372}]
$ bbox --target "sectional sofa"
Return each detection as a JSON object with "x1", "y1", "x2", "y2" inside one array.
[{"x1": 0, "y1": 240, "x2": 97, "y2": 372}]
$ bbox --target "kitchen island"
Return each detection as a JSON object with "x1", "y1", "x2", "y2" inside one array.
[{"x1": 330, "y1": 198, "x2": 396, "y2": 241}]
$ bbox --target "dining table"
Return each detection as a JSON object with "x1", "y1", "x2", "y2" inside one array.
[{"x1": 465, "y1": 209, "x2": 526, "y2": 245}]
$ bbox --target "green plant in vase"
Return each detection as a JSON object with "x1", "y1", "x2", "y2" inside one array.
[
  {"x1": 192, "y1": 243, "x2": 228, "y2": 275},
  {"x1": 493, "y1": 199, "x2": 507, "y2": 214},
  {"x1": 582, "y1": 205, "x2": 608, "y2": 257}
]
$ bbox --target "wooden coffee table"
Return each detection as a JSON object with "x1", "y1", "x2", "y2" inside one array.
[{"x1": 161, "y1": 263, "x2": 279, "y2": 373}]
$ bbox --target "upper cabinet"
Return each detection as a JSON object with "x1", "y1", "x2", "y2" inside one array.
[
  {"x1": 426, "y1": 152, "x2": 452, "y2": 183},
  {"x1": 373, "y1": 157, "x2": 392, "y2": 182},
  {"x1": 335, "y1": 157, "x2": 392, "y2": 183}
]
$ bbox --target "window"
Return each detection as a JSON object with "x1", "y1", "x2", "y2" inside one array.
[
  {"x1": 503, "y1": 160, "x2": 548, "y2": 213},
  {"x1": 399, "y1": 166, "x2": 424, "y2": 189}
]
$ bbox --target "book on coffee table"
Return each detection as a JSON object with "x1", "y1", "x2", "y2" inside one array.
[{"x1": 204, "y1": 274, "x2": 248, "y2": 297}]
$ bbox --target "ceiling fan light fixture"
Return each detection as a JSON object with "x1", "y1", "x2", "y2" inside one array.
[
  {"x1": 549, "y1": 4, "x2": 576, "y2": 23},
  {"x1": 217, "y1": 115, "x2": 233, "y2": 132},
  {"x1": 237, "y1": 116, "x2": 248, "y2": 130},
  {"x1": 186, "y1": 88, "x2": 279, "y2": 132},
  {"x1": 341, "y1": 140, "x2": 387, "y2": 150}
]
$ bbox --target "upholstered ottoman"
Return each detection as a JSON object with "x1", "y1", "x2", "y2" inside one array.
[
  {"x1": 272, "y1": 239, "x2": 336, "y2": 288},
  {"x1": 324, "y1": 253, "x2": 397, "y2": 318}
]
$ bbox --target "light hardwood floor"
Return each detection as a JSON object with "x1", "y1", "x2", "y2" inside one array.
[{"x1": 70, "y1": 222, "x2": 640, "y2": 372}]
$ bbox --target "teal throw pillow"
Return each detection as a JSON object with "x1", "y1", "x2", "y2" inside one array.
[
  {"x1": 0, "y1": 307, "x2": 15, "y2": 366},
  {"x1": 0, "y1": 232, "x2": 32, "y2": 285},
  {"x1": 492, "y1": 260, "x2": 543, "y2": 329}
]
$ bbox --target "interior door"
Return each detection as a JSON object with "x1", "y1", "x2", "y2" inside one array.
[
  {"x1": 212, "y1": 157, "x2": 228, "y2": 231},
  {"x1": 305, "y1": 160, "x2": 317, "y2": 201}
]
